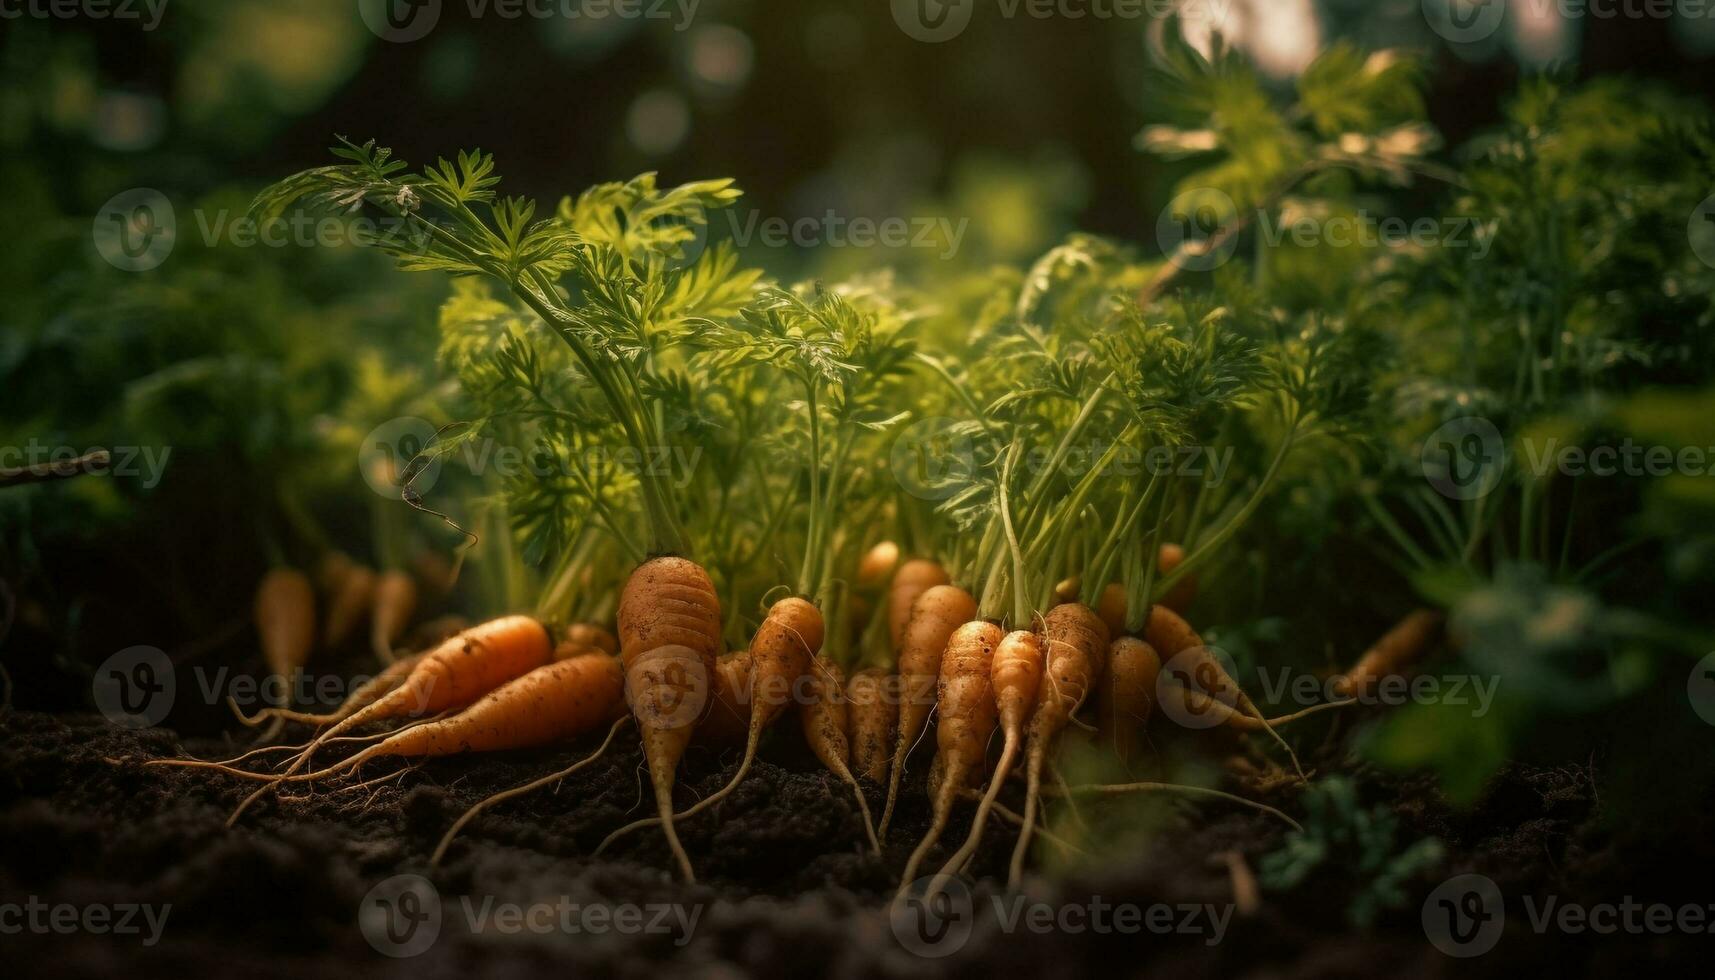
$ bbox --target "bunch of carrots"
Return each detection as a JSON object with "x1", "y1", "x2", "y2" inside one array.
[{"x1": 134, "y1": 141, "x2": 1449, "y2": 888}]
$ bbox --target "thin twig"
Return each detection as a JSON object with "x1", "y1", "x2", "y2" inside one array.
[{"x1": 0, "y1": 450, "x2": 111, "y2": 489}]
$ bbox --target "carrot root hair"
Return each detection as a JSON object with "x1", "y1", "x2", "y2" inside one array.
[{"x1": 430, "y1": 715, "x2": 630, "y2": 867}]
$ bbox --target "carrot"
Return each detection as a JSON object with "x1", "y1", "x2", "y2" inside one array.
[
  {"x1": 616, "y1": 556, "x2": 723, "y2": 882},
  {"x1": 599, "y1": 596, "x2": 824, "y2": 860},
  {"x1": 564, "y1": 622, "x2": 619, "y2": 657},
  {"x1": 898, "y1": 620, "x2": 1002, "y2": 893},
  {"x1": 930, "y1": 627, "x2": 1044, "y2": 891},
  {"x1": 888, "y1": 559, "x2": 950, "y2": 650},
  {"x1": 370, "y1": 570, "x2": 418, "y2": 663},
  {"x1": 858, "y1": 540, "x2": 901, "y2": 590},
  {"x1": 321, "y1": 557, "x2": 376, "y2": 649},
  {"x1": 697, "y1": 650, "x2": 753, "y2": 744},
  {"x1": 1096, "y1": 583, "x2": 1129, "y2": 640},
  {"x1": 1332, "y1": 609, "x2": 1445, "y2": 698},
  {"x1": 1146, "y1": 604, "x2": 1304, "y2": 779},
  {"x1": 1156, "y1": 542, "x2": 1198, "y2": 613},
  {"x1": 878, "y1": 583, "x2": 977, "y2": 837},
  {"x1": 1008, "y1": 602, "x2": 1108, "y2": 889},
  {"x1": 329, "y1": 652, "x2": 621, "y2": 766},
  {"x1": 1098, "y1": 636, "x2": 1162, "y2": 769},
  {"x1": 846, "y1": 667, "x2": 896, "y2": 784},
  {"x1": 216, "y1": 653, "x2": 624, "y2": 790},
  {"x1": 801, "y1": 654, "x2": 880, "y2": 853},
  {"x1": 710, "y1": 595, "x2": 824, "y2": 795},
  {"x1": 1053, "y1": 576, "x2": 1080, "y2": 606},
  {"x1": 255, "y1": 568, "x2": 315, "y2": 710},
  {"x1": 153, "y1": 615, "x2": 554, "y2": 824},
  {"x1": 408, "y1": 615, "x2": 470, "y2": 653}
]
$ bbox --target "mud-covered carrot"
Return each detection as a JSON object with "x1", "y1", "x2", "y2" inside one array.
[
  {"x1": 696, "y1": 651, "x2": 752, "y2": 744},
  {"x1": 888, "y1": 559, "x2": 950, "y2": 650},
  {"x1": 617, "y1": 556, "x2": 724, "y2": 881},
  {"x1": 598, "y1": 596, "x2": 824, "y2": 857},
  {"x1": 931, "y1": 627, "x2": 1044, "y2": 889},
  {"x1": 1008, "y1": 602, "x2": 1108, "y2": 888},
  {"x1": 1098, "y1": 636, "x2": 1161, "y2": 768},
  {"x1": 846, "y1": 667, "x2": 896, "y2": 784},
  {"x1": 801, "y1": 654, "x2": 879, "y2": 853},
  {"x1": 898, "y1": 620, "x2": 1002, "y2": 892},
  {"x1": 878, "y1": 583, "x2": 977, "y2": 837},
  {"x1": 154, "y1": 615, "x2": 554, "y2": 824},
  {"x1": 1146, "y1": 604, "x2": 1304, "y2": 779}
]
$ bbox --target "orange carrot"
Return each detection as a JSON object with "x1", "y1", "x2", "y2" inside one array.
[
  {"x1": 564, "y1": 622, "x2": 619, "y2": 657},
  {"x1": 888, "y1": 559, "x2": 950, "y2": 650},
  {"x1": 878, "y1": 583, "x2": 977, "y2": 837},
  {"x1": 1098, "y1": 636, "x2": 1161, "y2": 769},
  {"x1": 155, "y1": 615, "x2": 555, "y2": 824},
  {"x1": 370, "y1": 570, "x2": 418, "y2": 663},
  {"x1": 932, "y1": 627, "x2": 1045, "y2": 890},
  {"x1": 616, "y1": 556, "x2": 723, "y2": 881},
  {"x1": 1096, "y1": 582, "x2": 1129, "y2": 640},
  {"x1": 408, "y1": 615, "x2": 471, "y2": 653},
  {"x1": 321, "y1": 557, "x2": 376, "y2": 649},
  {"x1": 1332, "y1": 609, "x2": 1444, "y2": 698},
  {"x1": 898, "y1": 620, "x2": 1002, "y2": 892},
  {"x1": 1008, "y1": 602, "x2": 1108, "y2": 888},
  {"x1": 846, "y1": 667, "x2": 896, "y2": 784},
  {"x1": 858, "y1": 541, "x2": 901, "y2": 590},
  {"x1": 313, "y1": 652, "x2": 621, "y2": 769},
  {"x1": 255, "y1": 568, "x2": 315, "y2": 706},
  {"x1": 1146, "y1": 604, "x2": 1304, "y2": 779},
  {"x1": 696, "y1": 651, "x2": 752, "y2": 744},
  {"x1": 1156, "y1": 542, "x2": 1197, "y2": 613},
  {"x1": 801, "y1": 654, "x2": 879, "y2": 853},
  {"x1": 600, "y1": 596, "x2": 824, "y2": 860}
]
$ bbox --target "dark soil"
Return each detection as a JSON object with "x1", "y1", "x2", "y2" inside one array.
[{"x1": 1, "y1": 706, "x2": 1709, "y2": 979}]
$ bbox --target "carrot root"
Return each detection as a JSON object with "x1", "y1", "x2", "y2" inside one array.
[{"x1": 430, "y1": 715, "x2": 631, "y2": 867}]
